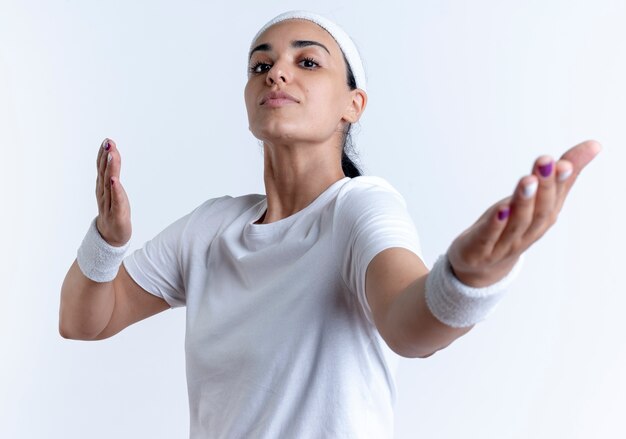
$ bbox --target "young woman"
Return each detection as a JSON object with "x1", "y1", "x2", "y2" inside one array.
[{"x1": 59, "y1": 10, "x2": 602, "y2": 438}]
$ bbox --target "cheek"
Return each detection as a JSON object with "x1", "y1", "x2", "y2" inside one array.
[
  {"x1": 304, "y1": 85, "x2": 333, "y2": 111},
  {"x1": 243, "y1": 83, "x2": 252, "y2": 106},
  {"x1": 243, "y1": 84, "x2": 258, "y2": 118},
  {"x1": 305, "y1": 85, "x2": 346, "y2": 122}
]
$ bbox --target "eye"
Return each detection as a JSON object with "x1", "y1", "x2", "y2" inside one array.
[
  {"x1": 248, "y1": 56, "x2": 321, "y2": 74},
  {"x1": 299, "y1": 56, "x2": 320, "y2": 69},
  {"x1": 249, "y1": 61, "x2": 271, "y2": 74}
]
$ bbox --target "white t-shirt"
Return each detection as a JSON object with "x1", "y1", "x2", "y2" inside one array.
[{"x1": 122, "y1": 175, "x2": 424, "y2": 439}]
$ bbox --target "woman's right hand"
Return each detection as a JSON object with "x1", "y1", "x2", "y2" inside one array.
[{"x1": 95, "y1": 138, "x2": 132, "y2": 247}]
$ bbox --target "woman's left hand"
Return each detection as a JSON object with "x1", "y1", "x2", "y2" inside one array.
[{"x1": 447, "y1": 139, "x2": 603, "y2": 288}]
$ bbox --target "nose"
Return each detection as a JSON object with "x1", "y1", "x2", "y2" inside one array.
[{"x1": 265, "y1": 58, "x2": 292, "y2": 86}]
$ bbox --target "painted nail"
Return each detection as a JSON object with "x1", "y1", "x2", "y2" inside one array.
[
  {"x1": 522, "y1": 180, "x2": 538, "y2": 198},
  {"x1": 558, "y1": 168, "x2": 573, "y2": 182},
  {"x1": 498, "y1": 207, "x2": 510, "y2": 221},
  {"x1": 101, "y1": 139, "x2": 109, "y2": 150},
  {"x1": 107, "y1": 152, "x2": 112, "y2": 163},
  {"x1": 538, "y1": 161, "x2": 553, "y2": 178}
]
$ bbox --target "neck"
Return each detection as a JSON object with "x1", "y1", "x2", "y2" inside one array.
[{"x1": 256, "y1": 139, "x2": 345, "y2": 224}]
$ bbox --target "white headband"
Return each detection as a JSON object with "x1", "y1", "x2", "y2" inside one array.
[{"x1": 249, "y1": 10, "x2": 367, "y2": 92}]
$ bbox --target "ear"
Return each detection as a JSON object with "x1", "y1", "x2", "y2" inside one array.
[{"x1": 342, "y1": 89, "x2": 367, "y2": 124}]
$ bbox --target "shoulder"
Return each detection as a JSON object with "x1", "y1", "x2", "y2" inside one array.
[
  {"x1": 339, "y1": 175, "x2": 399, "y2": 191},
  {"x1": 331, "y1": 176, "x2": 412, "y2": 237},
  {"x1": 182, "y1": 192, "x2": 265, "y2": 226},
  {"x1": 196, "y1": 193, "x2": 264, "y2": 212},
  {"x1": 335, "y1": 175, "x2": 408, "y2": 208}
]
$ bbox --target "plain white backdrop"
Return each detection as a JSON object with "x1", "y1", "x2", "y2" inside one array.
[{"x1": 1, "y1": 0, "x2": 624, "y2": 437}]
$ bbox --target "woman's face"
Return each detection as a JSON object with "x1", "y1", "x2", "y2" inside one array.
[{"x1": 244, "y1": 19, "x2": 363, "y2": 146}]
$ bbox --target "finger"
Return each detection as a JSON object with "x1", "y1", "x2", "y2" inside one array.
[
  {"x1": 465, "y1": 195, "x2": 514, "y2": 260},
  {"x1": 553, "y1": 140, "x2": 602, "y2": 199},
  {"x1": 550, "y1": 139, "x2": 601, "y2": 221},
  {"x1": 110, "y1": 176, "x2": 118, "y2": 212},
  {"x1": 553, "y1": 159, "x2": 574, "y2": 214},
  {"x1": 523, "y1": 155, "x2": 557, "y2": 241},
  {"x1": 559, "y1": 139, "x2": 603, "y2": 183},
  {"x1": 491, "y1": 174, "x2": 538, "y2": 258},
  {"x1": 96, "y1": 138, "x2": 109, "y2": 212},
  {"x1": 109, "y1": 175, "x2": 128, "y2": 215},
  {"x1": 103, "y1": 149, "x2": 112, "y2": 213},
  {"x1": 106, "y1": 140, "x2": 123, "y2": 214},
  {"x1": 98, "y1": 138, "x2": 113, "y2": 200},
  {"x1": 102, "y1": 140, "x2": 118, "y2": 213}
]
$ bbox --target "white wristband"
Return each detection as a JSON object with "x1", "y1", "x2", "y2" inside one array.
[
  {"x1": 76, "y1": 216, "x2": 130, "y2": 282},
  {"x1": 424, "y1": 252, "x2": 525, "y2": 328}
]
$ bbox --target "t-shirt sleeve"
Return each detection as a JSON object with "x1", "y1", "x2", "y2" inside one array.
[
  {"x1": 337, "y1": 177, "x2": 424, "y2": 326},
  {"x1": 122, "y1": 210, "x2": 194, "y2": 308}
]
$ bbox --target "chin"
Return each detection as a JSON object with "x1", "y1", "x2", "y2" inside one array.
[{"x1": 251, "y1": 121, "x2": 303, "y2": 142}]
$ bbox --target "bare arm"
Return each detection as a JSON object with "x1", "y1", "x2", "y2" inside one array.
[
  {"x1": 367, "y1": 140, "x2": 602, "y2": 358},
  {"x1": 366, "y1": 248, "x2": 472, "y2": 358},
  {"x1": 58, "y1": 258, "x2": 117, "y2": 340},
  {"x1": 59, "y1": 138, "x2": 169, "y2": 340},
  {"x1": 59, "y1": 258, "x2": 170, "y2": 340}
]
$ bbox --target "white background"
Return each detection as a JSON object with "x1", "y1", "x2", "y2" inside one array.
[{"x1": 1, "y1": 1, "x2": 624, "y2": 438}]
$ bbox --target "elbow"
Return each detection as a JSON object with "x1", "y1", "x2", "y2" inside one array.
[
  {"x1": 386, "y1": 327, "x2": 473, "y2": 358},
  {"x1": 58, "y1": 306, "x2": 101, "y2": 341},
  {"x1": 58, "y1": 324, "x2": 71, "y2": 339},
  {"x1": 58, "y1": 325, "x2": 80, "y2": 340},
  {"x1": 415, "y1": 349, "x2": 438, "y2": 359},
  {"x1": 58, "y1": 322, "x2": 98, "y2": 341},
  {"x1": 396, "y1": 345, "x2": 439, "y2": 359},
  {"x1": 384, "y1": 336, "x2": 440, "y2": 359},
  {"x1": 399, "y1": 323, "x2": 477, "y2": 358},
  {"x1": 58, "y1": 318, "x2": 74, "y2": 339}
]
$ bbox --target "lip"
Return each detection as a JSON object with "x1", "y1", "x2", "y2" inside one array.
[
  {"x1": 260, "y1": 90, "x2": 300, "y2": 106},
  {"x1": 263, "y1": 98, "x2": 299, "y2": 108}
]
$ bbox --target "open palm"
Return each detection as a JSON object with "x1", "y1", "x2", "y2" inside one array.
[{"x1": 447, "y1": 139, "x2": 603, "y2": 288}]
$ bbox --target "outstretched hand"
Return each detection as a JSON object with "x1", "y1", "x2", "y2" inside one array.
[
  {"x1": 95, "y1": 138, "x2": 132, "y2": 247},
  {"x1": 447, "y1": 139, "x2": 603, "y2": 288}
]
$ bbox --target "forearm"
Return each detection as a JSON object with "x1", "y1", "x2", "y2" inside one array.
[
  {"x1": 58, "y1": 258, "x2": 116, "y2": 340},
  {"x1": 385, "y1": 273, "x2": 474, "y2": 358}
]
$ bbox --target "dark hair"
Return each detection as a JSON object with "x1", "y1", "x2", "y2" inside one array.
[{"x1": 340, "y1": 53, "x2": 363, "y2": 178}]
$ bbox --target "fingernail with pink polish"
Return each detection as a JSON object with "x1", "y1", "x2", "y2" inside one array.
[
  {"x1": 538, "y1": 161, "x2": 553, "y2": 178},
  {"x1": 498, "y1": 207, "x2": 510, "y2": 221}
]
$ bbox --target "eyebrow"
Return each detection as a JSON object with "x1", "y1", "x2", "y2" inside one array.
[{"x1": 248, "y1": 40, "x2": 331, "y2": 61}]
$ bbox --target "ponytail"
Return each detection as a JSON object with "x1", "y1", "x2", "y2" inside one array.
[{"x1": 341, "y1": 123, "x2": 362, "y2": 178}]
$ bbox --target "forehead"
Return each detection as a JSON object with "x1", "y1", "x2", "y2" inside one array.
[{"x1": 250, "y1": 19, "x2": 341, "y2": 58}]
